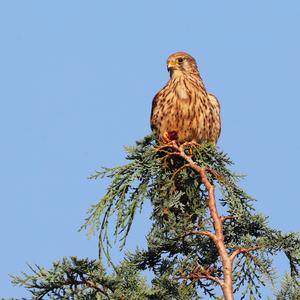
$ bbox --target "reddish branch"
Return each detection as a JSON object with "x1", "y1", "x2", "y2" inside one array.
[
  {"x1": 163, "y1": 142, "x2": 259, "y2": 300},
  {"x1": 186, "y1": 230, "x2": 217, "y2": 241},
  {"x1": 230, "y1": 246, "x2": 261, "y2": 261},
  {"x1": 175, "y1": 264, "x2": 223, "y2": 286}
]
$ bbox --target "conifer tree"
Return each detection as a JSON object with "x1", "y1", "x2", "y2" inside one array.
[{"x1": 11, "y1": 135, "x2": 300, "y2": 299}]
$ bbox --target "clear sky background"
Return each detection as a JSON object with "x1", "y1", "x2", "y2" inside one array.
[{"x1": 1, "y1": 1, "x2": 299, "y2": 298}]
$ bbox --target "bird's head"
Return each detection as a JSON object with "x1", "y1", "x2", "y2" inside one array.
[{"x1": 167, "y1": 52, "x2": 199, "y2": 77}]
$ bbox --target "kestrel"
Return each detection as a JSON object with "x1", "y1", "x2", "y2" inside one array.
[{"x1": 151, "y1": 52, "x2": 221, "y2": 144}]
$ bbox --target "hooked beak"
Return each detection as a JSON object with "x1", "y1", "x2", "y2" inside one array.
[{"x1": 167, "y1": 60, "x2": 177, "y2": 72}]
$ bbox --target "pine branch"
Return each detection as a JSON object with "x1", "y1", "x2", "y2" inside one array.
[
  {"x1": 81, "y1": 135, "x2": 300, "y2": 299},
  {"x1": 11, "y1": 257, "x2": 114, "y2": 299},
  {"x1": 12, "y1": 134, "x2": 300, "y2": 299}
]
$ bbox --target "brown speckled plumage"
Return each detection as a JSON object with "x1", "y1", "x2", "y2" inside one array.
[{"x1": 151, "y1": 52, "x2": 221, "y2": 144}]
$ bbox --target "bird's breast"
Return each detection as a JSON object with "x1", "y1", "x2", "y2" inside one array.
[{"x1": 175, "y1": 85, "x2": 189, "y2": 100}]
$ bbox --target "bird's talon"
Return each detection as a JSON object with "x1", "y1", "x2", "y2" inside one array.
[{"x1": 163, "y1": 132, "x2": 172, "y2": 143}]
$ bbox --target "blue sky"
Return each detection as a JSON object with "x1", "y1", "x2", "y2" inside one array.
[{"x1": 0, "y1": 1, "x2": 299, "y2": 298}]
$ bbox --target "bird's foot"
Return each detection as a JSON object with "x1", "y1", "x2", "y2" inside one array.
[
  {"x1": 154, "y1": 131, "x2": 179, "y2": 152},
  {"x1": 180, "y1": 141, "x2": 200, "y2": 157},
  {"x1": 154, "y1": 132, "x2": 179, "y2": 157},
  {"x1": 162, "y1": 131, "x2": 178, "y2": 143}
]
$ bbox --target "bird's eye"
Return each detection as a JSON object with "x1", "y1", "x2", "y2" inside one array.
[{"x1": 177, "y1": 58, "x2": 183, "y2": 63}]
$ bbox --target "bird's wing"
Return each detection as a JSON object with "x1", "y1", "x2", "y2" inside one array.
[
  {"x1": 150, "y1": 92, "x2": 160, "y2": 131},
  {"x1": 208, "y1": 93, "x2": 221, "y2": 142},
  {"x1": 208, "y1": 93, "x2": 220, "y2": 113}
]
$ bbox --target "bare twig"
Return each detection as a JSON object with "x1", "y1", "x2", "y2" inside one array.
[
  {"x1": 175, "y1": 264, "x2": 223, "y2": 286},
  {"x1": 171, "y1": 164, "x2": 190, "y2": 181},
  {"x1": 184, "y1": 230, "x2": 217, "y2": 241},
  {"x1": 230, "y1": 246, "x2": 261, "y2": 262}
]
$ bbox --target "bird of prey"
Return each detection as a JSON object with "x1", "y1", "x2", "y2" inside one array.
[{"x1": 151, "y1": 52, "x2": 221, "y2": 145}]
